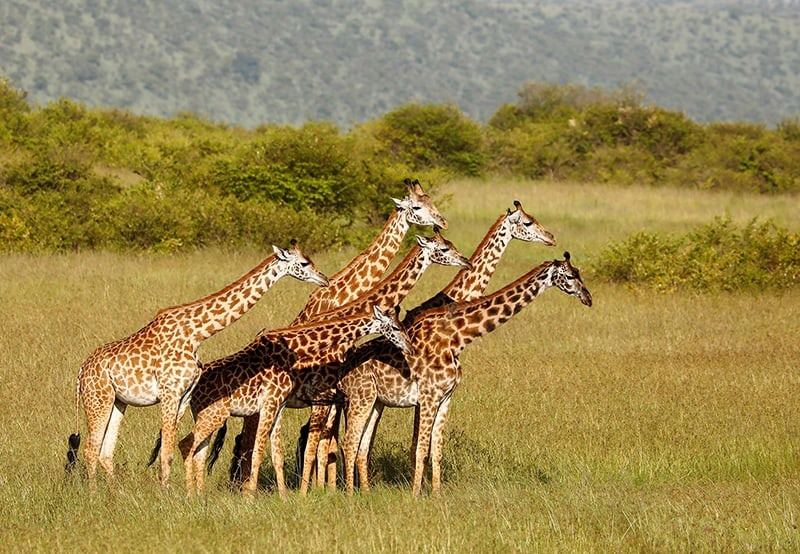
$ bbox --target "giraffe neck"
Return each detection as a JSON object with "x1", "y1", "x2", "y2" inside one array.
[
  {"x1": 263, "y1": 313, "x2": 375, "y2": 361},
  {"x1": 159, "y1": 254, "x2": 283, "y2": 345},
  {"x1": 293, "y1": 210, "x2": 410, "y2": 323},
  {"x1": 403, "y1": 215, "x2": 510, "y2": 326},
  {"x1": 439, "y1": 213, "x2": 510, "y2": 301},
  {"x1": 313, "y1": 245, "x2": 428, "y2": 322},
  {"x1": 415, "y1": 261, "x2": 556, "y2": 355}
]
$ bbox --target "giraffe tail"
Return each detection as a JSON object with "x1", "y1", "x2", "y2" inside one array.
[
  {"x1": 206, "y1": 421, "x2": 228, "y2": 475},
  {"x1": 65, "y1": 375, "x2": 82, "y2": 474},
  {"x1": 147, "y1": 431, "x2": 162, "y2": 467}
]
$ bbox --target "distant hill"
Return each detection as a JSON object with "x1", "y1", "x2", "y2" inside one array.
[{"x1": 1, "y1": 0, "x2": 799, "y2": 128}]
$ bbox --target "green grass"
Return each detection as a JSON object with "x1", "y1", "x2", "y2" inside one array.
[{"x1": 1, "y1": 179, "x2": 799, "y2": 552}]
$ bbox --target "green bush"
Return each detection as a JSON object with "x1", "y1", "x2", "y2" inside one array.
[
  {"x1": 594, "y1": 217, "x2": 800, "y2": 292},
  {"x1": 373, "y1": 103, "x2": 486, "y2": 177}
]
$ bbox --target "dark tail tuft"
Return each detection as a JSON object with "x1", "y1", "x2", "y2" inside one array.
[
  {"x1": 147, "y1": 432, "x2": 162, "y2": 467},
  {"x1": 206, "y1": 421, "x2": 227, "y2": 476},
  {"x1": 65, "y1": 433, "x2": 81, "y2": 474}
]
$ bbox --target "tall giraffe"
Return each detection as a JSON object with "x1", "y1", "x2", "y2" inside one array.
[
  {"x1": 338, "y1": 252, "x2": 592, "y2": 496},
  {"x1": 66, "y1": 240, "x2": 329, "y2": 489},
  {"x1": 293, "y1": 178, "x2": 448, "y2": 323},
  {"x1": 311, "y1": 200, "x2": 557, "y2": 488},
  {"x1": 215, "y1": 229, "x2": 472, "y2": 492},
  {"x1": 174, "y1": 305, "x2": 414, "y2": 497}
]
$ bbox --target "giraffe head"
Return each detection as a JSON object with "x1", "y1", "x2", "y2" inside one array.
[
  {"x1": 416, "y1": 228, "x2": 473, "y2": 269},
  {"x1": 273, "y1": 240, "x2": 330, "y2": 287},
  {"x1": 505, "y1": 200, "x2": 556, "y2": 246},
  {"x1": 392, "y1": 178, "x2": 449, "y2": 230},
  {"x1": 367, "y1": 305, "x2": 416, "y2": 356},
  {"x1": 549, "y1": 252, "x2": 592, "y2": 306}
]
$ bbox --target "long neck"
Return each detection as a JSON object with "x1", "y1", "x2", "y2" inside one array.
[
  {"x1": 414, "y1": 261, "x2": 555, "y2": 355},
  {"x1": 160, "y1": 254, "x2": 283, "y2": 345},
  {"x1": 264, "y1": 313, "x2": 372, "y2": 360},
  {"x1": 440, "y1": 214, "x2": 510, "y2": 301},
  {"x1": 403, "y1": 215, "x2": 510, "y2": 326},
  {"x1": 312, "y1": 245, "x2": 428, "y2": 322},
  {"x1": 293, "y1": 210, "x2": 410, "y2": 323}
]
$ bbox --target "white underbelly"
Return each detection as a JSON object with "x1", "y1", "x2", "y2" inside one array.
[{"x1": 114, "y1": 376, "x2": 160, "y2": 407}]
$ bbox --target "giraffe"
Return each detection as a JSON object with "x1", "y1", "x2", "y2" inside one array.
[
  {"x1": 338, "y1": 252, "x2": 593, "y2": 496},
  {"x1": 215, "y1": 228, "x2": 472, "y2": 492},
  {"x1": 65, "y1": 240, "x2": 329, "y2": 490},
  {"x1": 174, "y1": 305, "x2": 414, "y2": 497},
  {"x1": 311, "y1": 200, "x2": 557, "y2": 489},
  {"x1": 293, "y1": 178, "x2": 448, "y2": 323}
]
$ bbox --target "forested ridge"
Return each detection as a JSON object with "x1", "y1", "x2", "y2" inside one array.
[{"x1": 1, "y1": 0, "x2": 799, "y2": 128}]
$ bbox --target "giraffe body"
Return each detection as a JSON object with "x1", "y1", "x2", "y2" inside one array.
[
  {"x1": 339, "y1": 253, "x2": 592, "y2": 496},
  {"x1": 176, "y1": 306, "x2": 414, "y2": 497},
  {"x1": 68, "y1": 242, "x2": 329, "y2": 489}
]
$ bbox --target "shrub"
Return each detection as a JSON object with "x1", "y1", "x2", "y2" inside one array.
[
  {"x1": 373, "y1": 103, "x2": 486, "y2": 176},
  {"x1": 594, "y1": 217, "x2": 800, "y2": 292}
]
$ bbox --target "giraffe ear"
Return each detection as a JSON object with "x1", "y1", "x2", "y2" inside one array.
[
  {"x1": 273, "y1": 245, "x2": 290, "y2": 260},
  {"x1": 372, "y1": 304, "x2": 383, "y2": 320},
  {"x1": 415, "y1": 235, "x2": 428, "y2": 247}
]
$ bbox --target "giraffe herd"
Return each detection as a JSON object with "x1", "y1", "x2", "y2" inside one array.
[{"x1": 66, "y1": 178, "x2": 592, "y2": 497}]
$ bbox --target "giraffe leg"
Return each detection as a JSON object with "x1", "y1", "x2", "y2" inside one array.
[
  {"x1": 97, "y1": 400, "x2": 127, "y2": 485},
  {"x1": 429, "y1": 395, "x2": 453, "y2": 495},
  {"x1": 243, "y1": 379, "x2": 290, "y2": 497},
  {"x1": 182, "y1": 401, "x2": 231, "y2": 494},
  {"x1": 412, "y1": 399, "x2": 439, "y2": 497},
  {"x1": 269, "y1": 409, "x2": 287, "y2": 498},
  {"x1": 237, "y1": 414, "x2": 259, "y2": 487},
  {"x1": 157, "y1": 401, "x2": 182, "y2": 488},
  {"x1": 323, "y1": 406, "x2": 341, "y2": 491},
  {"x1": 411, "y1": 405, "x2": 421, "y2": 469},
  {"x1": 79, "y1": 368, "x2": 116, "y2": 491},
  {"x1": 342, "y1": 393, "x2": 377, "y2": 495},
  {"x1": 299, "y1": 405, "x2": 328, "y2": 494},
  {"x1": 355, "y1": 403, "x2": 384, "y2": 492}
]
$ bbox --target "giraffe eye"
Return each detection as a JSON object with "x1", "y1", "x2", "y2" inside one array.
[{"x1": 523, "y1": 220, "x2": 533, "y2": 227}]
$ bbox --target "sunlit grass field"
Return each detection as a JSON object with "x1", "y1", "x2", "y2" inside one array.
[{"x1": 1, "y1": 179, "x2": 799, "y2": 552}]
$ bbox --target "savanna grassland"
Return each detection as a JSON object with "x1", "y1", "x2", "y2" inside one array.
[{"x1": 1, "y1": 179, "x2": 799, "y2": 552}]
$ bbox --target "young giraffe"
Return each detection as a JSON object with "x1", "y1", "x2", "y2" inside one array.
[
  {"x1": 309, "y1": 200, "x2": 558, "y2": 487},
  {"x1": 339, "y1": 252, "x2": 593, "y2": 496},
  {"x1": 175, "y1": 305, "x2": 414, "y2": 497},
  {"x1": 215, "y1": 229, "x2": 472, "y2": 492},
  {"x1": 294, "y1": 178, "x2": 448, "y2": 323},
  {"x1": 66, "y1": 240, "x2": 329, "y2": 489}
]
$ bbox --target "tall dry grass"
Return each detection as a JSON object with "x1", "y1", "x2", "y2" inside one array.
[{"x1": 1, "y1": 179, "x2": 798, "y2": 552}]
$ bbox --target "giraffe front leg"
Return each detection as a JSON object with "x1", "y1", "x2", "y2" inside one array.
[
  {"x1": 429, "y1": 395, "x2": 453, "y2": 495},
  {"x1": 158, "y1": 401, "x2": 182, "y2": 488},
  {"x1": 412, "y1": 400, "x2": 438, "y2": 497},
  {"x1": 269, "y1": 409, "x2": 287, "y2": 498}
]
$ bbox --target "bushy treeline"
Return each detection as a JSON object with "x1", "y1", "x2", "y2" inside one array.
[
  {"x1": 1, "y1": 76, "x2": 799, "y2": 253},
  {"x1": 593, "y1": 217, "x2": 800, "y2": 292}
]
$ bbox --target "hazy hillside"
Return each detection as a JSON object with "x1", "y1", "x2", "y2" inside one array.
[{"x1": 1, "y1": 0, "x2": 799, "y2": 128}]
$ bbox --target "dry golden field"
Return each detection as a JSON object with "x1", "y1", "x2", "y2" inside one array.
[{"x1": 1, "y1": 179, "x2": 798, "y2": 552}]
